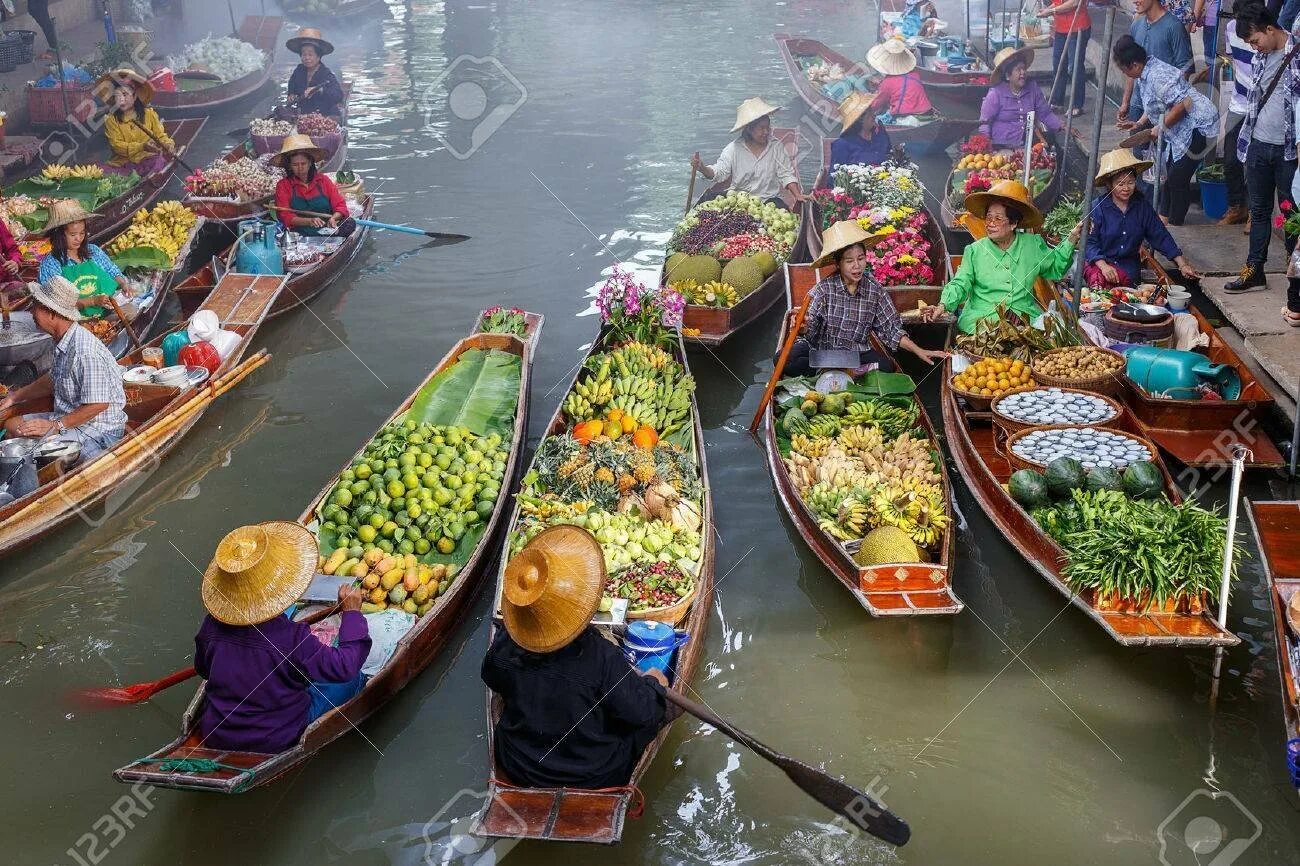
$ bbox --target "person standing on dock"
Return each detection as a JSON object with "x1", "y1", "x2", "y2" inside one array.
[
  {"x1": 1222, "y1": 2, "x2": 1299, "y2": 292},
  {"x1": 1043, "y1": 0, "x2": 1092, "y2": 117},
  {"x1": 1217, "y1": 27, "x2": 1256, "y2": 226},
  {"x1": 1120, "y1": 0, "x2": 1194, "y2": 124}
]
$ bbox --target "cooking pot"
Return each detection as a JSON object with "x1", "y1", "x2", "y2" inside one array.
[{"x1": 0, "y1": 438, "x2": 39, "y2": 500}]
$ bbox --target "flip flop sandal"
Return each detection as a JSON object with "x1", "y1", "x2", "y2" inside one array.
[{"x1": 1283, "y1": 308, "x2": 1300, "y2": 327}]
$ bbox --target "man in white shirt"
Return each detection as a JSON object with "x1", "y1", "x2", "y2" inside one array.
[
  {"x1": 1219, "y1": 28, "x2": 1255, "y2": 225},
  {"x1": 690, "y1": 98, "x2": 804, "y2": 208}
]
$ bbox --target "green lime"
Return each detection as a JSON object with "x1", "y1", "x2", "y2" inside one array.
[
  {"x1": 358, "y1": 525, "x2": 377, "y2": 543},
  {"x1": 332, "y1": 487, "x2": 353, "y2": 507},
  {"x1": 386, "y1": 479, "x2": 405, "y2": 498},
  {"x1": 368, "y1": 512, "x2": 386, "y2": 529},
  {"x1": 415, "y1": 537, "x2": 431, "y2": 555},
  {"x1": 354, "y1": 463, "x2": 372, "y2": 480},
  {"x1": 382, "y1": 520, "x2": 398, "y2": 538}
]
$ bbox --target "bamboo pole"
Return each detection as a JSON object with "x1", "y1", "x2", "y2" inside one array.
[
  {"x1": 1215, "y1": 444, "x2": 1249, "y2": 633},
  {"x1": 751, "y1": 292, "x2": 809, "y2": 433},
  {"x1": 1071, "y1": 4, "x2": 1117, "y2": 306}
]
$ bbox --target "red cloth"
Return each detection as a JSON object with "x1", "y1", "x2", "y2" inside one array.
[
  {"x1": 869, "y1": 71, "x2": 933, "y2": 116},
  {"x1": 274, "y1": 173, "x2": 349, "y2": 227},
  {"x1": 1051, "y1": 0, "x2": 1090, "y2": 33},
  {"x1": 1083, "y1": 261, "x2": 1133, "y2": 289},
  {"x1": 0, "y1": 219, "x2": 22, "y2": 265}
]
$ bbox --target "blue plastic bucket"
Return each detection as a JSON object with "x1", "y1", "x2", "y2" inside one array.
[
  {"x1": 1199, "y1": 178, "x2": 1228, "y2": 221},
  {"x1": 622, "y1": 621, "x2": 688, "y2": 677}
]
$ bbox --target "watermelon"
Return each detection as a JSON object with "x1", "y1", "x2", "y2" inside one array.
[
  {"x1": 1044, "y1": 457, "x2": 1086, "y2": 499},
  {"x1": 1008, "y1": 469, "x2": 1050, "y2": 508},
  {"x1": 1122, "y1": 461, "x2": 1163, "y2": 499},
  {"x1": 1084, "y1": 466, "x2": 1123, "y2": 493}
]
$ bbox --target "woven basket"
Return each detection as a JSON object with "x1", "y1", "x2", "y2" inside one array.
[
  {"x1": 990, "y1": 387, "x2": 1124, "y2": 437},
  {"x1": 1030, "y1": 347, "x2": 1126, "y2": 397},
  {"x1": 948, "y1": 371, "x2": 1037, "y2": 412},
  {"x1": 1003, "y1": 424, "x2": 1159, "y2": 473},
  {"x1": 0, "y1": 30, "x2": 34, "y2": 70},
  {"x1": 623, "y1": 582, "x2": 698, "y2": 627}
]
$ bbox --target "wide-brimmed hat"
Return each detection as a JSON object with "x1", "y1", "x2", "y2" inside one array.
[
  {"x1": 201, "y1": 522, "x2": 319, "y2": 626},
  {"x1": 730, "y1": 97, "x2": 780, "y2": 133},
  {"x1": 28, "y1": 276, "x2": 81, "y2": 321},
  {"x1": 812, "y1": 220, "x2": 886, "y2": 268},
  {"x1": 94, "y1": 68, "x2": 154, "y2": 105},
  {"x1": 838, "y1": 91, "x2": 876, "y2": 135},
  {"x1": 991, "y1": 46, "x2": 1035, "y2": 85},
  {"x1": 501, "y1": 525, "x2": 606, "y2": 653},
  {"x1": 963, "y1": 178, "x2": 1043, "y2": 229},
  {"x1": 867, "y1": 39, "x2": 917, "y2": 77},
  {"x1": 1094, "y1": 148, "x2": 1153, "y2": 187},
  {"x1": 40, "y1": 199, "x2": 97, "y2": 236},
  {"x1": 272, "y1": 133, "x2": 328, "y2": 168},
  {"x1": 286, "y1": 27, "x2": 334, "y2": 56}
]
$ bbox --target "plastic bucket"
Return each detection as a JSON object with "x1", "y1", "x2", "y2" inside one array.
[
  {"x1": 1199, "y1": 178, "x2": 1228, "y2": 221},
  {"x1": 622, "y1": 621, "x2": 688, "y2": 676}
]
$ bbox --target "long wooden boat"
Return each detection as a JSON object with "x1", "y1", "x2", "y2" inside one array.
[
  {"x1": 152, "y1": 17, "x2": 282, "y2": 118},
  {"x1": 114, "y1": 311, "x2": 544, "y2": 793},
  {"x1": 763, "y1": 263, "x2": 961, "y2": 615},
  {"x1": 474, "y1": 328, "x2": 716, "y2": 844},
  {"x1": 939, "y1": 356, "x2": 1238, "y2": 646},
  {"x1": 174, "y1": 196, "x2": 373, "y2": 320},
  {"x1": 0, "y1": 271, "x2": 287, "y2": 560},
  {"x1": 89, "y1": 118, "x2": 208, "y2": 243},
  {"x1": 288, "y1": 0, "x2": 389, "y2": 22},
  {"x1": 1246, "y1": 498, "x2": 1300, "y2": 790},
  {"x1": 773, "y1": 34, "x2": 978, "y2": 155},
  {"x1": 875, "y1": 0, "x2": 993, "y2": 112}
]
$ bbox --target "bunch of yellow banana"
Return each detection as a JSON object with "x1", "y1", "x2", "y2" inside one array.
[
  {"x1": 42, "y1": 163, "x2": 104, "y2": 181},
  {"x1": 104, "y1": 202, "x2": 200, "y2": 265}
]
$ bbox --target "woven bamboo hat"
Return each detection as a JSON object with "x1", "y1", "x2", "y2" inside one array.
[
  {"x1": 272, "y1": 133, "x2": 328, "y2": 168},
  {"x1": 812, "y1": 220, "x2": 885, "y2": 268},
  {"x1": 867, "y1": 39, "x2": 917, "y2": 77},
  {"x1": 201, "y1": 522, "x2": 319, "y2": 626},
  {"x1": 963, "y1": 178, "x2": 1043, "y2": 229},
  {"x1": 991, "y1": 46, "x2": 1035, "y2": 85},
  {"x1": 1094, "y1": 148, "x2": 1153, "y2": 187},
  {"x1": 28, "y1": 275, "x2": 81, "y2": 321},
  {"x1": 501, "y1": 525, "x2": 606, "y2": 653},
  {"x1": 94, "y1": 68, "x2": 154, "y2": 105},
  {"x1": 286, "y1": 27, "x2": 334, "y2": 56},
  {"x1": 730, "y1": 97, "x2": 780, "y2": 133},
  {"x1": 1287, "y1": 592, "x2": 1300, "y2": 637},
  {"x1": 838, "y1": 91, "x2": 876, "y2": 135},
  {"x1": 40, "y1": 199, "x2": 97, "y2": 236}
]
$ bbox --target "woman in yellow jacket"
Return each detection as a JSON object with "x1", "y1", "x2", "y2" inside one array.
[{"x1": 95, "y1": 69, "x2": 175, "y2": 176}]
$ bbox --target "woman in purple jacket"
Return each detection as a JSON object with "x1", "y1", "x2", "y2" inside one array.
[
  {"x1": 194, "y1": 522, "x2": 371, "y2": 753},
  {"x1": 979, "y1": 46, "x2": 1064, "y2": 149}
]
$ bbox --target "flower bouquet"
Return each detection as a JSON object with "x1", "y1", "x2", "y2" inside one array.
[{"x1": 598, "y1": 266, "x2": 685, "y2": 347}]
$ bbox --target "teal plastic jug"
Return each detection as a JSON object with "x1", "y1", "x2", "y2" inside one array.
[{"x1": 1123, "y1": 345, "x2": 1242, "y2": 400}]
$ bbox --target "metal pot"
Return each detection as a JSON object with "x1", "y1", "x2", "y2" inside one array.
[
  {"x1": 35, "y1": 439, "x2": 80, "y2": 470},
  {"x1": 0, "y1": 438, "x2": 38, "y2": 500}
]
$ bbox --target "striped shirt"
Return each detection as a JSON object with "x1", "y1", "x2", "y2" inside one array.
[
  {"x1": 52, "y1": 323, "x2": 126, "y2": 443},
  {"x1": 802, "y1": 273, "x2": 903, "y2": 352},
  {"x1": 1228, "y1": 30, "x2": 1254, "y2": 116},
  {"x1": 1237, "y1": 33, "x2": 1299, "y2": 162}
]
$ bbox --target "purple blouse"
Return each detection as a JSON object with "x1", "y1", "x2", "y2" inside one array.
[
  {"x1": 979, "y1": 82, "x2": 1063, "y2": 148},
  {"x1": 194, "y1": 610, "x2": 371, "y2": 753}
]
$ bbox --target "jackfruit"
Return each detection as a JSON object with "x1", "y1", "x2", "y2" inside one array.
[
  {"x1": 721, "y1": 255, "x2": 764, "y2": 297},
  {"x1": 753, "y1": 250, "x2": 778, "y2": 276},
  {"x1": 664, "y1": 252, "x2": 690, "y2": 283},
  {"x1": 852, "y1": 526, "x2": 921, "y2": 566},
  {"x1": 667, "y1": 254, "x2": 722, "y2": 288}
]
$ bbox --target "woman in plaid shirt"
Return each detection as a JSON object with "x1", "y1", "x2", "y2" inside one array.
[{"x1": 785, "y1": 221, "x2": 948, "y2": 376}]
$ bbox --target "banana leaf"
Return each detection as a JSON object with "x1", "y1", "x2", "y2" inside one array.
[
  {"x1": 846, "y1": 371, "x2": 916, "y2": 397},
  {"x1": 406, "y1": 348, "x2": 521, "y2": 437},
  {"x1": 5, "y1": 176, "x2": 102, "y2": 198},
  {"x1": 110, "y1": 245, "x2": 172, "y2": 271}
]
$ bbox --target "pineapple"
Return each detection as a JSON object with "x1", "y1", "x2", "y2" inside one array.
[
  {"x1": 594, "y1": 467, "x2": 615, "y2": 485},
  {"x1": 558, "y1": 454, "x2": 587, "y2": 478},
  {"x1": 617, "y1": 473, "x2": 638, "y2": 493}
]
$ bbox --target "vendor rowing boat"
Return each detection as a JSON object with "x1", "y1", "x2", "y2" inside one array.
[
  {"x1": 152, "y1": 17, "x2": 283, "y2": 117},
  {"x1": 114, "y1": 310, "x2": 542, "y2": 793}
]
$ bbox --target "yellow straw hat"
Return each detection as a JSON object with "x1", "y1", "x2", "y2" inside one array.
[
  {"x1": 730, "y1": 97, "x2": 780, "y2": 133},
  {"x1": 963, "y1": 178, "x2": 1043, "y2": 229},
  {"x1": 501, "y1": 525, "x2": 606, "y2": 653},
  {"x1": 272, "y1": 133, "x2": 328, "y2": 168},
  {"x1": 838, "y1": 91, "x2": 875, "y2": 135},
  {"x1": 1094, "y1": 148, "x2": 1153, "y2": 187},
  {"x1": 812, "y1": 220, "x2": 885, "y2": 268},
  {"x1": 286, "y1": 27, "x2": 335, "y2": 56},
  {"x1": 990, "y1": 46, "x2": 1035, "y2": 85},
  {"x1": 40, "y1": 199, "x2": 97, "y2": 236},
  {"x1": 201, "y1": 522, "x2": 320, "y2": 626},
  {"x1": 866, "y1": 39, "x2": 917, "y2": 77},
  {"x1": 94, "y1": 68, "x2": 155, "y2": 105}
]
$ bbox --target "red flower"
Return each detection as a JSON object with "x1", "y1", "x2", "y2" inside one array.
[
  {"x1": 1283, "y1": 200, "x2": 1293, "y2": 213},
  {"x1": 1275, "y1": 215, "x2": 1286, "y2": 229}
]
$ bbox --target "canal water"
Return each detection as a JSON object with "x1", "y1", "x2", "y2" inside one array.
[{"x1": 2, "y1": 1, "x2": 1299, "y2": 863}]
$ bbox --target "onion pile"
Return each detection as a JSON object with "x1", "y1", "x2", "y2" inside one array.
[
  {"x1": 250, "y1": 118, "x2": 294, "y2": 136},
  {"x1": 185, "y1": 156, "x2": 281, "y2": 200},
  {"x1": 295, "y1": 113, "x2": 339, "y2": 136}
]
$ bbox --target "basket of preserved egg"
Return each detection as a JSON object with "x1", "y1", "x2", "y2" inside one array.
[
  {"x1": 990, "y1": 387, "x2": 1123, "y2": 437},
  {"x1": 1005, "y1": 425, "x2": 1157, "y2": 474},
  {"x1": 1031, "y1": 346, "x2": 1126, "y2": 396}
]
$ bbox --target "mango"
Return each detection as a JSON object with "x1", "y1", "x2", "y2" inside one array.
[
  {"x1": 380, "y1": 566, "x2": 405, "y2": 591},
  {"x1": 361, "y1": 572, "x2": 381, "y2": 590},
  {"x1": 349, "y1": 562, "x2": 369, "y2": 579},
  {"x1": 403, "y1": 566, "x2": 420, "y2": 592},
  {"x1": 368, "y1": 587, "x2": 386, "y2": 605},
  {"x1": 322, "y1": 548, "x2": 348, "y2": 575}
]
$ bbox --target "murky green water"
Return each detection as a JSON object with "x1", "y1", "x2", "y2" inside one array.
[{"x1": 2, "y1": 1, "x2": 1299, "y2": 864}]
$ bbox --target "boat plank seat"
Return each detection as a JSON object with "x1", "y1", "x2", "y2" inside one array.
[
  {"x1": 481, "y1": 782, "x2": 629, "y2": 843},
  {"x1": 1252, "y1": 502, "x2": 1300, "y2": 580},
  {"x1": 200, "y1": 274, "x2": 287, "y2": 325},
  {"x1": 860, "y1": 586, "x2": 964, "y2": 615}
]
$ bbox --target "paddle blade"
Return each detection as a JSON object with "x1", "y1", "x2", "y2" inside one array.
[
  {"x1": 775, "y1": 754, "x2": 911, "y2": 846},
  {"x1": 72, "y1": 667, "x2": 198, "y2": 707}
]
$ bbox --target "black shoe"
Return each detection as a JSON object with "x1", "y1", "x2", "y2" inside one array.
[{"x1": 1223, "y1": 264, "x2": 1267, "y2": 293}]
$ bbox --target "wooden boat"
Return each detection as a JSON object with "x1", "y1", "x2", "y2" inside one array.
[
  {"x1": 114, "y1": 311, "x2": 544, "y2": 793},
  {"x1": 152, "y1": 17, "x2": 282, "y2": 118},
  {"x1": 875, "y1": 0, "x2": 993, "y2": 113},
  {"x1": 474, "y1": 329, "x2": 716, "y2": 844},
  {"x1": 939, "y1": 356, "x2": 1238, "y2": 646},
  {"x1": 762, "y1": 263, "x2": 961, "y2": 615},
  {"x1": 183, "y1": 86, "x2": 351, "y2": 225},
  {"x1": 174, "y1": 196, "x2": 373, "y2": 320},
  {"x1": 289, "y1": 0, "x2": 389, "y2": 22},
  {"x1": 773, "y1": 34, "x2": 978, "y2": 155},
  {"x1": 1246, "y1": 498, "x2": 1300, "y2": 790},
  {"x1": 0, "y1": 271, "x2": 287, "y2": 560}
]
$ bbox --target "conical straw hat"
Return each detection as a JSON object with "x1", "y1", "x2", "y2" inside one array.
[
  {"x1": 272, "y1": 133, "x2": 328, "y2": 168},
  {"x1": 991, "y1": 46, "x2": 1035, "y2": 85},
  {"x1": 838, "y1": 91, "x2": 875, "y2": 135},
  {"x1": 867, "y1": 39, "x2": 917, "y2": 77},
  {"x1": 40, "y1": 199, "x2": 97, "y2": 236},
  {"x1": 1094, "y1": 148, "x2": 1153, "y2": 187},
  {"x1": 201, "y1": 522, "x2": 319, "y2": 626},
  {"x1": 963, "y1": 178, "x2": 1043, "y2": 229},
  {"x1": 812, "y1": 220, "x2": 886, "y2": 268},
  {"x1": 94, "y1": 68, "x2": 155, "y2": 105},
  {"x1": 286, "y1": 27, "x2": 334, "y2": 56},
  {"x1": 501, "y1": 525, "x2": 606, "y2": 653},
  {"x1": 730, "y1": 97, "x2": 780, "y2": 133}
]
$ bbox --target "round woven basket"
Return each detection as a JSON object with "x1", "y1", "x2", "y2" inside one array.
[
  {"x1": 1030, "y1": 347, "x2": 1126, "y2": 397},
  {"x1": 623, "y1": 582, "x2": 697, "y2": 627},
  {"x1": 991, "y1": 387, "x2": 1124, "y2": 437},
  {"x1": 1003, "y1": 424, "x2": 1159, "y2": 473},
  {"x1": 949, "y1": 375, "x2": 1036, "y2": 412}
]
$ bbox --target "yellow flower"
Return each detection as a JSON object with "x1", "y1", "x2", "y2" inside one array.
[{"x1": 682, "y1": 327, "x2": 701, "y2": 338}]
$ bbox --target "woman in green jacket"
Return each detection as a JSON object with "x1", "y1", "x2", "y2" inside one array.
[{"x1": 922, "y1": 180, "x2": 1081, "y2": 332}]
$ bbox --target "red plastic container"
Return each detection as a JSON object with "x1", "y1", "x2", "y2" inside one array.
[
  {"x1": 148, "y1": 68, "x2": 177, "y2": 93},
  {"x1": 179, "y1": 341, "x2": 220, "y2": 375}
]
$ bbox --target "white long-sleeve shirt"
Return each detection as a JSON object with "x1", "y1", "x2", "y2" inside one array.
[{"x1": 709, "y1": 138, "x2": 797, "y2": 200}]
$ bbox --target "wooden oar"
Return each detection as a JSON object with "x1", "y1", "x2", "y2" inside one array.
[
  {"x1": 685, "y1": 164, "x2": 698, "y2": 216},
  {"x1": 75, "y1": 666, "x2": 197, "y2": 706},
  {"x1": 128, "y1": 119, "x2": 197, "y2": 175},
  {"x1": 663, "y1": 690, "x2": 911, "y2": 846},
  {"x1": 265, "y1": 205, "x2": 470, "y2": 241},
  {"x1": 105, "y1": 295, "x2": 143, "y2": 352},
  {"x1": 749, "y1": 300, "x2": 809, "y2": 433}
]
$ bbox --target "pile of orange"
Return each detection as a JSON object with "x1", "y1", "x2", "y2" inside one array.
[
  {"x1": 956, "y1": 152, "x2": 1011, "y2": 172},
  {"x1": 951, "y1": 357, "x2": 1034, "y2": 397}
]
